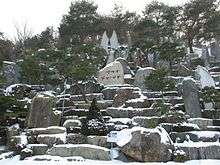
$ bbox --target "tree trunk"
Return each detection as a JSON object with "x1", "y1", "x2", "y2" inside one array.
[{"x1": 187, "y1": 34, "x2": 194, "y2": 53}]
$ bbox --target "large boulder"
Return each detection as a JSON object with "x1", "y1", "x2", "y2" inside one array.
[
  {"x1": 116, "y1": 58, "x2": 134, "y2": 75},
  {"x1": 27, "y1": 94, "x2": 61, "y2": 128},
  {"x1": 117, "y1": 127, "x2": 174, "y2": 162},
  {"x1": 134, "y1": 67, "x2": 155, "y2": 90},
  {"x1": 47, "y1": 144, "x2": 111, "y2": 160},
  {"x1": 98, "y1": 61, "x2": 124, "y2": 86}
]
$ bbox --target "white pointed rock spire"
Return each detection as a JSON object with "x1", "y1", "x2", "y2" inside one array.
[
  {"x1": 100, "y1": 31, "x2": 109, "y2": 53},
  {"x1": 110, "y1": 30, "x2": 119, "y2": 50}
]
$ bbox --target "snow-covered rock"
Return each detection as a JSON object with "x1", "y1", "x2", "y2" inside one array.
[{"x1": 117, "y1": 126, "x2": 174, "y2": 162}]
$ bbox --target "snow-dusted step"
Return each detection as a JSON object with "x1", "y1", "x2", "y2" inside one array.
[
  {"x1": 148, "y1": 97, "x2": 183, "y2": 106},
  {"x1": 175, "y1": 142, "x2": 220, "y2": 160},
  {"x1": 202, "y1": 109, "x2": 220, "y2": 119},
  {"x1": 62, "y1": 109, "x2": 88, "y2": 117},
  {"x1": 62, "y1": 109, "x2": 107, "y2": 117},
  {"x1": 70, "y1": 93, "x2": 104, "y2": 102},
  {"x1": 170, "y1": 131, "x2": 220, "y2": 143},
  {"x1": 27, "y1": 127, "x2": 66, "y2": 136},
  {"x1": 36, "y1": 133, "x2": 66, "y2": 147},
  {"x1": 188, "y1": 118, "x2": 213, "y2": 130},
  {"x1": 160, "y1": 123, "x2": 200, "y2": 134},
  {"x1": 47, "y1": 144, "x2": 111, "y2": 160},
  {"x1": 106, "y1": 107, "x2": 159, "y2": 118}
]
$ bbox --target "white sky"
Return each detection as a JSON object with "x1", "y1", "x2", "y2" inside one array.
[{"x1": 0, "y1": 0, "x2": 189, "y2": 39}]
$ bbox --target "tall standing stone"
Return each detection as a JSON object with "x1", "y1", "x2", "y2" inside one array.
[
  {"x1": 182, "y1": 79, "x2": 201, "y2": 118},
  {"x1": 98, "y1": 61, "x2": 124, "y2": 86},
  {"x1": 27, "y1": 94, "x2": 61, "y2": 128},
  {"x1": 210, "y1": 41, "x2": 220, "y2": 62}
]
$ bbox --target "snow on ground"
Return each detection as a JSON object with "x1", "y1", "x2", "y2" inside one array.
[{"x1": 1, "y1": 156, "x2": 220, "y2": 165}]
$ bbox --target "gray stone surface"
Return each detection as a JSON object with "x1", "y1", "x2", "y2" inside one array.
[
  {"x1": 37, "y1": 134, "x2": 66, "y2": 147},
  {"x1": 132, "y1": 116, "x2": 160, "y2": 128},
  {"x1": 188, "y1": 118, "x2": 213, "y2": 130},
  {"x1": 134, "y1": 67, "x2": 155, "y2": 90},
  {"x1": 47, "y1": 144, "x2": 111, "y2": 160},
  {"x1": 182, "y1": 79, "x2": 201, "y2": 118},
  {"x1": 66, "y1": 133, "x2": 87, "y2": 144},
  {"x1": 120, "y1": 127, "x2": 173, "y2": 162},
  {"x1": 98, "y1": 61, "x2": 124, "y2": 86},
  {"x1": 27, "y1": 127, "x2": 66, "y2": 136},
  {"x1": 177, "y1": 144, "x2": 220, "y2": 160},
  {"x1": 116, "y1": 58, "x2": 134, "y2": 75},
  {"x1": 87, "y1": 136, "x2": 108, "y2": 148},
  {"x1": 27, "y1": 144, "x2": 48, "y2": 155},
  {"x1": 3, "y1": 61, "x2": 20, "y2": 87},
  {"x1": 106, "y1": 107, "x2": 159, "y2": 118},
  {"x1": 27, "y1": 94, "x2": 61, "y2": 128}
]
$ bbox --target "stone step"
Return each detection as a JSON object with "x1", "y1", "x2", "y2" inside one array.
[
  {"x1": 160, "y1": 123, "x2": 200, "y2": 134},
  {"x1": 175, "y1": 142, "x2": 220, "y2": 160},
  {"x1": 47, "y1": 144, "x2": 111, "y2": 160},
  {"x1": 207, "y1": 126, "x2": 220, "y2": 131},
  {"x1": 188, "y1": 118, "x2": 213, "y2": 130},
  {"x1": 27, "y1": 127, "x2": 66, "y2": 136},
  {"x1": 62, "y1": 109, "x2": 108, "y2": 117},
  {"x1": 148, "y1": 97, "x2": 184, "y2": 105},
  {"x1": 202, "y1": 109, "x2": 220, "y2": 119},
  {"x1": 101, "y1": 85, "x2": 133, "y2": 100},
  {"x1": 170, "y1": 131, "x2": 220, "y2": 143},
  {"x1": 70, "y1": 93, "x2": 104, "y2": 102},
  {"x1": 106, "y1": 107, "x2": 160, "y2": 118}
]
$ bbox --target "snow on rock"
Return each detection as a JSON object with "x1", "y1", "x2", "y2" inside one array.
[
  {"x1": 5, "y1": 84, "x2": 31, "y2": 96},
  {"x1": 118, "y1": 126, "x2": 174, "y2": 162},
  {"x1": 108, "y1": 118, "x2": 132, "y2": 125},
  {"x1": 116, "y1": 126, "x2": 173, "y2": 147},
  {"x1": 195, "y1": 65, "x2": 216, "y2": 89}
]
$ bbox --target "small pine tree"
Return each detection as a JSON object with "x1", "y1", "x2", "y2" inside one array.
[{"x1": 144, "y1": 68, "x2": 175, "y2": 95}]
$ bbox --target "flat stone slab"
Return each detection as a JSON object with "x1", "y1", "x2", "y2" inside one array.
[
  {"x1": 47, "y1": 144, "x2": 111, "y2": 160},
  {"x1": 175, "y1": 142, "x2": 220, "y2": 160}
]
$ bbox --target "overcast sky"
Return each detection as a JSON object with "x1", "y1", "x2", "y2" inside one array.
[{"x1": 0, "y1": 0, "x2": 189, "y2": 39}]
